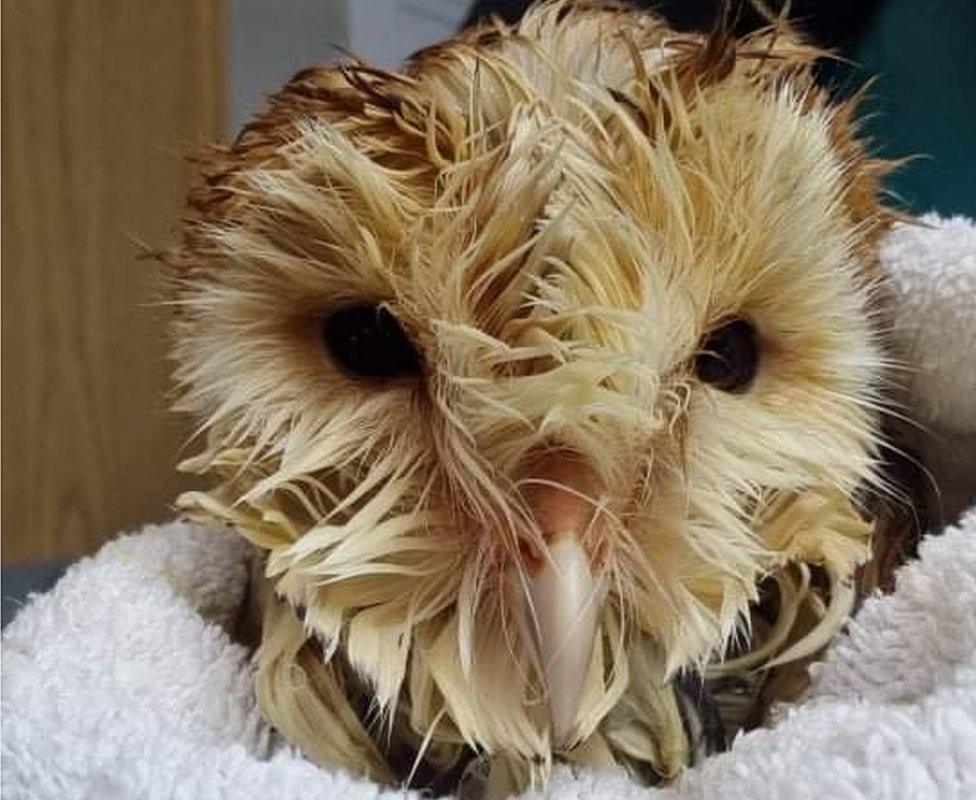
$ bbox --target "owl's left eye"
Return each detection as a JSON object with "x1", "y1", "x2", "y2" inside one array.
[{"x1": 322, "y1": 304, "x2": 421, "y2": 379}]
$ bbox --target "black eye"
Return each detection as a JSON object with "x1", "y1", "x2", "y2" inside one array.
[
  {"x1": 322, "y1": 304, "x2": 421, "y2": 379},
  {"x1": 695, "y1": 317, "x2": 759, "y2": 393}
]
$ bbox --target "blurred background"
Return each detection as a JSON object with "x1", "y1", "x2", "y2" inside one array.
[{"x1": 3, "y1": 0, "x2": 974, "y2": 621}]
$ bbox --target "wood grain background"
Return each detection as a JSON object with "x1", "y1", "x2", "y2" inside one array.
[{"x1": 2, "y1": 1, "x2": 227, "y2": 563}]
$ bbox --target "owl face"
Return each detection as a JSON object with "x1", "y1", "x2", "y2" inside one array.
[{"x1": 172, "y1": 1, "x2": 888, "y2": 784}]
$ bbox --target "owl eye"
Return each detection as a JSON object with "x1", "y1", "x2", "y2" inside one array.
[
  {"x1": 322, "y1": 304, "x2": 421, "y2": 379},
  {"x1": 694, "y1": 317, "x2": 759, "y2": 393}
]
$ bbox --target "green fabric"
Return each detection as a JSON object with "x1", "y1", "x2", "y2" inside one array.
[{"x1": 851, "y1": 0, "x2": 976, "y2": 216}]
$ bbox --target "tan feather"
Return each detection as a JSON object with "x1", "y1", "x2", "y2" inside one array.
[{"x1": 169, "y1": 2, "x2": 902, "y2": 796}]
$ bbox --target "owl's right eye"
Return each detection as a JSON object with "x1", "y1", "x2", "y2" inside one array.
[
  {"x1": 694, "y1": 317, "x2": 759, "y2": 393},
  {"x1": 322, "y1": 304, "x2": 422, "y2": 379}
]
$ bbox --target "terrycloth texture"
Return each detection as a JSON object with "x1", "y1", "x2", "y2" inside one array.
[
  {"x1": 882, "y1": 215, "x2": 976, "y2": 522},
  {"x1": 3, "y1": 216, "x2": 975, "y2": 799},
  {"x1": 883, "y1": 215, "x2": 976, "y2": 434},
  {"x1": 3, "y1": 515, "x2": 974, "y2": 800}
]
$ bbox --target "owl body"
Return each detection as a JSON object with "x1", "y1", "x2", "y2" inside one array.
[{"x1": 171, "y1": 2, "x2": 897, "y2": 795}]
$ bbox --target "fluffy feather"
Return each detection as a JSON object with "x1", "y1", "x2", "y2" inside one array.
[{"x1": 169, "y1": 2, "x2": 899, "y2": 795}]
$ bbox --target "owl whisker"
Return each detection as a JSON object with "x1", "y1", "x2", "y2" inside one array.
[
  {"x1": 402, "y1": 705, "x2": 449, "y2": 793},
  {"x1": 515, "y1": 476, "x2": 625, "y2": 535},
  {"x1": 875, "y1": 437, "x2": 944, "y2": 529}
]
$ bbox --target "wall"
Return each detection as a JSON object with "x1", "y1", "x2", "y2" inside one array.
[
  {"x1": 1, "y1": 0, "x2": 476, "y2": 564},
  {"x1": 2, "y1": 0, "x2": 227, "y2": 562},
  {"x1": 230, "y1": 0, "x2": 470, "y2": 130}
]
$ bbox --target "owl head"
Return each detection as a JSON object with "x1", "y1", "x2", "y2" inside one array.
[{"x1": 170, "y1": 0, "x2": 892, "y2": 791}]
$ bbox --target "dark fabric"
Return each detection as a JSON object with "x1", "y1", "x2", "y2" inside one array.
[
  {"x1": 464, "y1": 1, "x2": 883, "y2": 48},
  {"x1": 2, "y1": 561, "x2": 70, "y2": 628},
  {"x1": 849, "y1": 0, "x2": 976, "y2": 217}
]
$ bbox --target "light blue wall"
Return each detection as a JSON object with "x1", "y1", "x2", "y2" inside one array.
[
  {"x1": 230, "y1": 0, "x2": 472, "y2": 132},
  {"x1": 230, "y1": 0, "x2": 349, "y2": 131}
]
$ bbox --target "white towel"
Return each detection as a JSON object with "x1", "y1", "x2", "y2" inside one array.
[{"x1": 3, "y1": 216, "x2": 975, "y2": 800}]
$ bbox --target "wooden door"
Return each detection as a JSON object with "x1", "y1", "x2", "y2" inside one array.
[{"x1": 2, "y1": 1, "x2": 227, "y2": 562}]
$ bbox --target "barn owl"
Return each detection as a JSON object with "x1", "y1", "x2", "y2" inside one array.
[{"x1": 169, "y1": 2, "x2": 908, "y2": 796}]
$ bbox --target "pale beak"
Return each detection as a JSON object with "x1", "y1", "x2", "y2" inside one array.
[
  {"x1": 516, "y1": 452, "x2": 607, "y2": 748},
  {"x1": 524, "y1": 534, "x2": 605, "y2": 747},
  {"x1": 508, "y1": 535, "x2": 604, "y2": 748}
]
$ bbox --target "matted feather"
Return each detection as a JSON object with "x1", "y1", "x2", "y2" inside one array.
[{"x1": 168, "y1": 2, "x2": 907, "y2": 796}]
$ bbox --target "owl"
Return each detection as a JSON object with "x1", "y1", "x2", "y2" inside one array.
[{"x1": 169, "y1": 1, "x2": 909, "y2": 796}]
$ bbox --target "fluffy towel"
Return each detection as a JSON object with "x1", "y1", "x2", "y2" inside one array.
[{"x1": 3, "y1": 215, "x2": 975, "y2": 800}]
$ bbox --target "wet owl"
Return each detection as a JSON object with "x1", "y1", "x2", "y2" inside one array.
[{"x1": 169, "y1": 2, "x2": 909, "y2": 796}]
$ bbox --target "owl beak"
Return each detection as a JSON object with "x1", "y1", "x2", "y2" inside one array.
[
  {"x1": 517, "y1": 452, "x2": 606, "y2": 748},
  {"x1": 523, "y1": 534, "x2": 605, "y2": 749}
]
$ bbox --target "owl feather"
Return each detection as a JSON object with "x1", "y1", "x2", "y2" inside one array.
[{"x1": 168, "y1": 2, "x2": 908, "y2": 796}]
